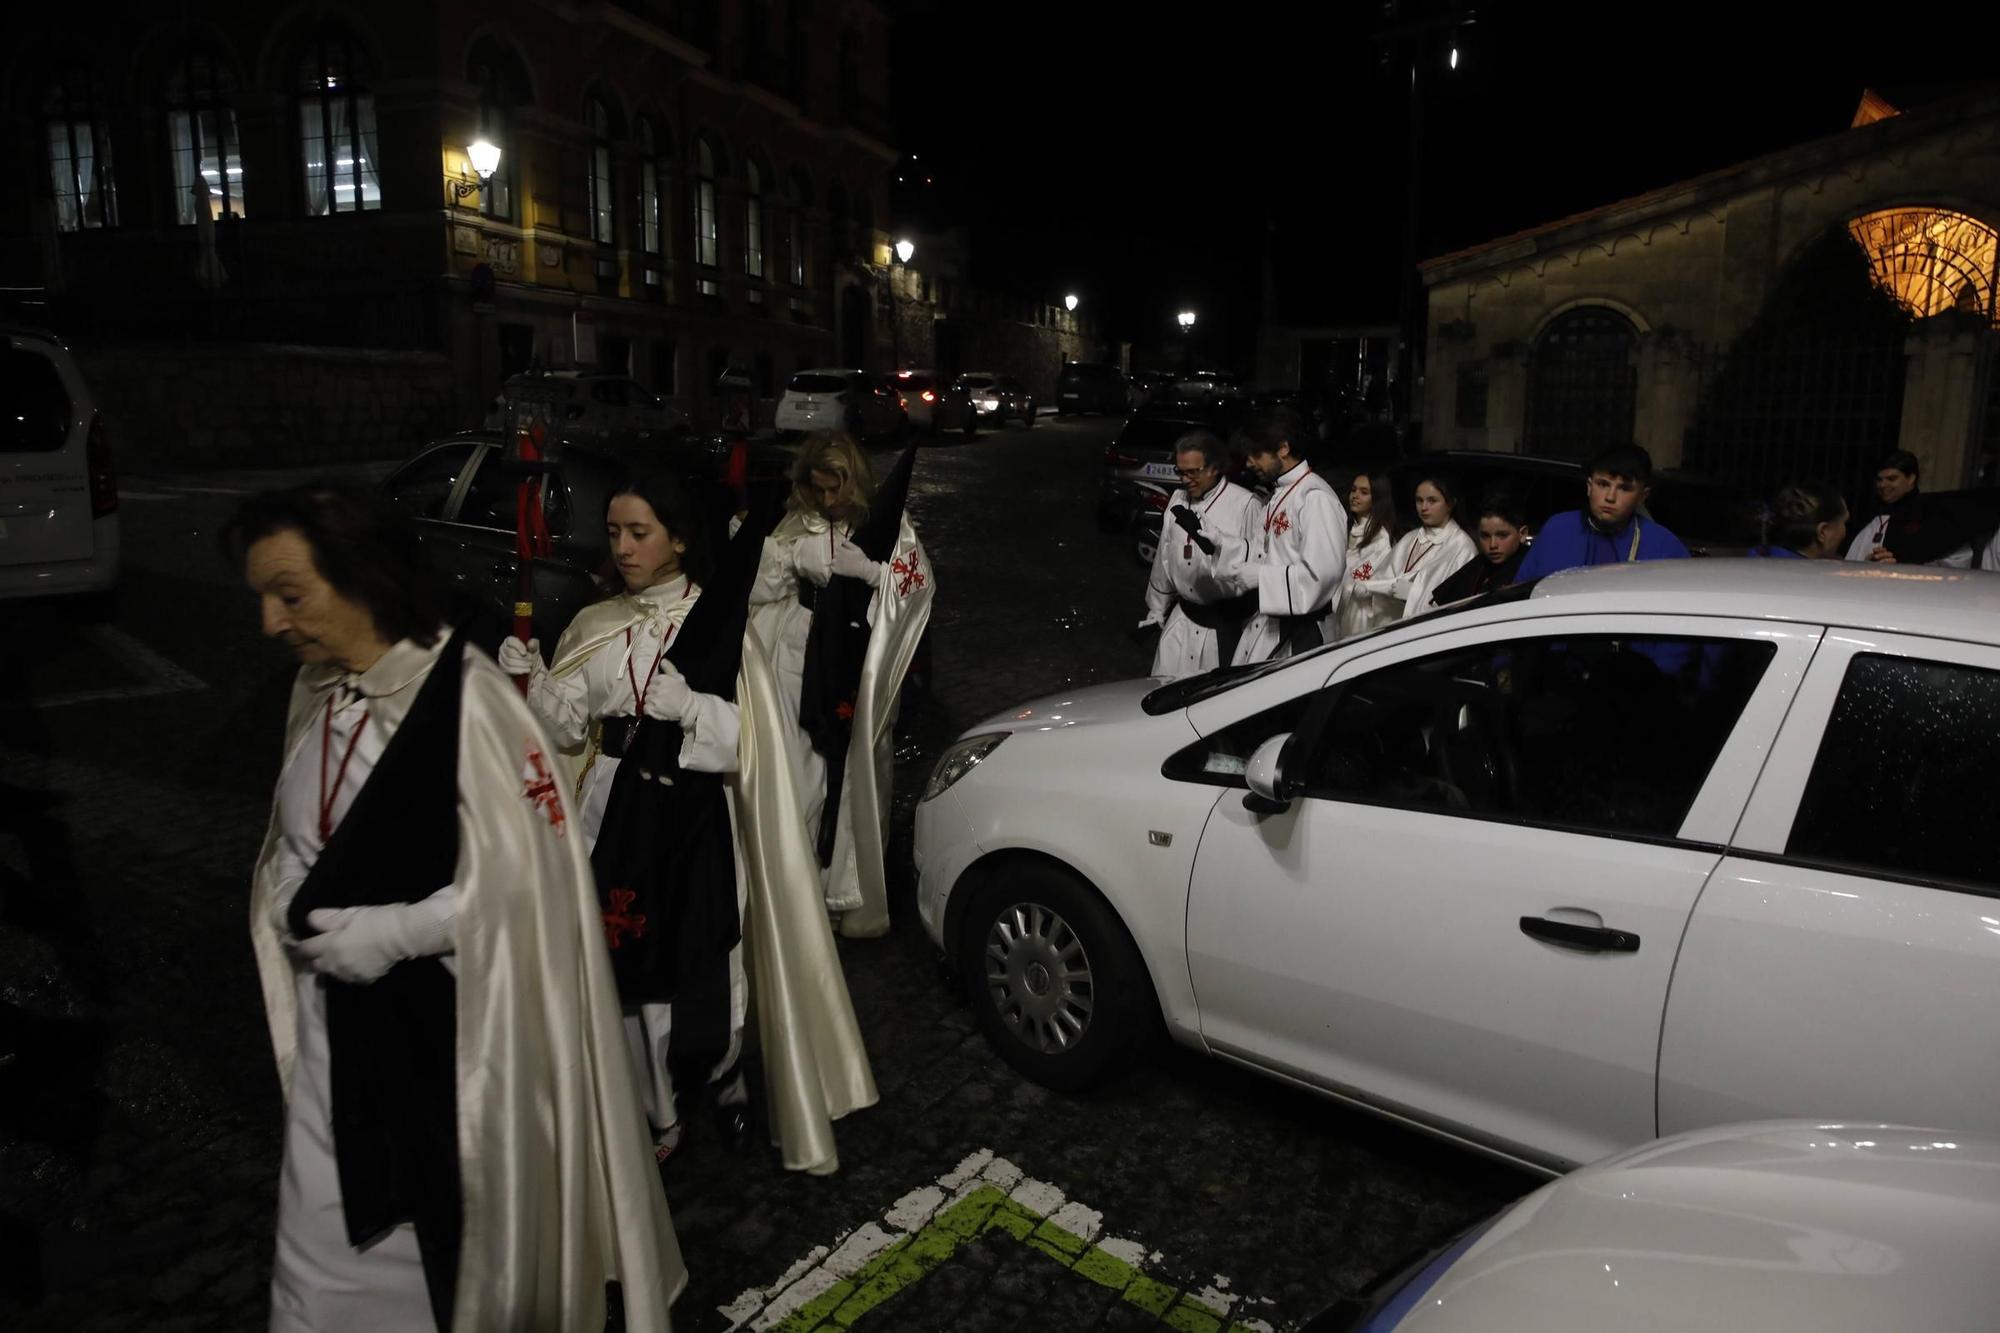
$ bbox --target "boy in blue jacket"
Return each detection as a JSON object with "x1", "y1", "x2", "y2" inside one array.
[{"x1": 1515, "y1": 443, "x2": 1688, "y2": 580}]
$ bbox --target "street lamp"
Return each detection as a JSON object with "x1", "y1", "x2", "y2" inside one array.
[
  {"x1": 895, "y1": 237, "x2": 915, "y2": 264},
  {"x1": 885, "y1": 239, "x2": 915, "y2": 373},
  {"x1": 1064, "y1": 293, "x2": 1079, "y2": 313},
  {"x1": 451, "y1": 138, "x2": 502, "y2": 203},
  {"x1": 1177, "y1": 310, "x2": 1197, "y2": 330}
]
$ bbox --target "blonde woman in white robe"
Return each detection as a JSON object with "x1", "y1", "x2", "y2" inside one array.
[
  {"x1": 1363, "y1": 471, "x2": 1478, "y2": 619},
  {"x1": 1335, "y1": 467, "x2": 1402, "y2": 640}
]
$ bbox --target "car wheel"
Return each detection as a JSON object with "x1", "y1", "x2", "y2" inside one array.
[
  {"x1": 957, "y1": 863, "x2": 1154, "y2": 1091},
  {"x1": 1129, "y1": 511, "x2": 1161, "y2": 566}
]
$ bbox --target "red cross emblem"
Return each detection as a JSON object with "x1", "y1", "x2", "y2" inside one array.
[
  {"x1": 1352, "y1": 561, "x2": 1373, "y2": 582},
  {"x1": 836, "y1": 700, "x2": 855, "y2": 721},
  {"x1": 522, "y1": 748, "x2": 567, "y2": 836},
  {"x1": 602, "y1": 888, "x2": 647, "y2": 949},
  {"x1": 891, "y1": 553, "x2": 926, "y2": 598},
  {"x1": 1269, "y1": 509, "x2": 1291, "y2": 537}
]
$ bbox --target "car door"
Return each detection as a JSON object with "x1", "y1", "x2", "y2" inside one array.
[
  {"x1": 0, "y1": 338, "x2": 93, "y2": 566},
  {"x1": 1181, "y1": 614, "x2": 1817, "y2": 1168},
  {"x1": 1660, "y1": 629, "x2": 2000, "y2": 1139}
]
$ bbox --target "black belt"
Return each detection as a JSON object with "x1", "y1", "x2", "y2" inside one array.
[
  {"x1": 1178, "y1": 593, "x2": 1258, "y2": 630},
  {"x1": 599, "y1": 716, "x2": 642, "y2": 758},
  {"x1": 1274, "y1": 609, "x2": 1329, "y2": 655}
]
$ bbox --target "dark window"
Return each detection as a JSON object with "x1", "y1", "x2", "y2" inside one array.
[
  {"x1": 707, "y1": 348, "x2": 730, "y2": 393},
  {"x1": 499, "y1": 323, "x2": 534, "y2": 380},
  {"x1": 298, "y1": 30, "x2": 380, "y2": 215},
  {"x1": 1787, "y1": 654, "x2": 2000, "y2": 890},
  {"x1": 1296, "y1": 633, "x2": 1772, "y2": 837},
  {"x1": 598, "y1": 336, "x2": 632, "y2": 377},
  {"x1": 586, "y1": 95, "x2": 615, "y2": 246},
  {"x1": 1, "y1": 348, "x2": 72, "y2": 453},
  {"x1": 167, "y1": 46, "x2": 247, "y2": 222},
  {"x1": 754, "y1": 353, "x2": 774, "y2": 398},
  {"x1": 695, "y1": 139, "x2": 719, "y2": 296},
  {"x1": 455, "y1": 449, "x2": 526, "y2": 530},
  {"x1": 651, "y1": 338, "x2": 678, "y2": 396},
  {"x1": 45, "y1": 72, "x2": 118, "y2": 231},
  {"x1": 1526, "y1": 307, "x2": 1637, "y2": 460},
  {"x1": 744, "y1": 157, "x2": 766, "y2": 302},
  {"x1": 1454, "y1": 361, "x2": 1488, "y2": 428},
  {"x1": 381, "y1": 443, "x2": 475, "y2": 520}
]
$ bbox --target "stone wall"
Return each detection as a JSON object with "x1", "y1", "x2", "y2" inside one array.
[{"x1": 73, "y1": 343, "x2": 459, "y2": 471}]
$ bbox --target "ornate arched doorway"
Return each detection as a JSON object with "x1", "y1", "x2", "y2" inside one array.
[{"x1": 1524, "y1": 306, "x2": 1639, "y2": 459}]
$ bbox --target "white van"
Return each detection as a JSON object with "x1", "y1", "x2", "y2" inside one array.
[{"x1": 0, "y1": 327, "x2": 117, "y2": 601}]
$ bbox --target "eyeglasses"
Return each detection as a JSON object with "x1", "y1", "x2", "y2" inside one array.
[{"x1": 1174, "y1": 466, "x2": 1215, "y2": 479}]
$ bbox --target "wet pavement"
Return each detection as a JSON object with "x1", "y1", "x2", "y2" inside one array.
[{"x1": 0, "y1": 415, "x2": 1531, "y2": 1330}]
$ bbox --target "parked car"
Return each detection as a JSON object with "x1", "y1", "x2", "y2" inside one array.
[
  {"x1": 1096, "y1": 399, "x2": 1254, "y2": 557},
  {"x1": 892, "y1": 369, "x2": 977, "y2": 438},
  {"x1": 775, "y1": 368, "x2": 907, "y2": 440},
  {"x1": 481, "y1": 371, "x2": 688, "y2": 449},
  {"x1": 0, "y1": 326, "x2": 117, "y2": 603},
  {"x1": 1126, "y1": 369, "x2": 1181, "y2": 412},
  {"x1": 915, "y1": 560, "x2": 2000, "y2": 1172},
  {"x1": 1173, "y1": 368, "x2": 1246, "y2": 401},
  {"x1": 1055, "y1": 361, "x2": 1128, "y2": 416},
  {"x1": 955, "y1": 372, "x2": 1036, "y2": 428},
  {"x1": 1307, "y1": 1121, "x2": 2000, "y2": 1332}
]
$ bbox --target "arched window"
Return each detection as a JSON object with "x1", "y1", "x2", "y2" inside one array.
[
  {"x1": 744, "y1": 156, "x2": 765, "y2": 303},
  {"x1": 1849, "y1": 208, "x2": 2000, "y2": 326},
  {"x1": 788, "y1": 169, "x2": 811, "y2": 289},
  {"x1": 167, "y1": 44, "x2": 247, "y2": 223},
  {"x1": 467, "y1": 37, "x2": 530, "y2": 223},
  {"x1": 1525, "y1": 306, "x2": 1639, "y2": 460},
  {"x1": 696, "y1": 138, "x2": 719, "y2": 296},
  {"x1": 637, "y1": 117, "x2": 668, "y2": 291},
  {"x1": 45, "y1": 71, "x2": 117, "y2": 231},
  {"x1": 586, "y1": 94, "x2": 615, "y2": 246},
  {"x1": 298, "y1": 29, "x2": 380, "y2": 215}
]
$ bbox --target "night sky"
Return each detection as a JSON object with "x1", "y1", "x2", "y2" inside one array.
[{"x1": 890, "y1": 0, "x2": 2000, "y2": 366}]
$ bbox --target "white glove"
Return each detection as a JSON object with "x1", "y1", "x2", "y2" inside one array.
[
  {"x1": 295, "y1": 894, "x2": 456, "y2": 985},
  {"x1": 1136, "y1": 613, "x2": 1163, "y2": 630},
  {"x1": 645, "y1": 667, "x2": 693, "y2": 722},
  {"x1": 498, "y1": 636, "x2": 545, "y2": 680},
  {"x1": 831, "y1": 538, "x2": 883, "y2": 587},
  {"x1": 794, "y1": 537, "x2": 834, "y2": 588}
]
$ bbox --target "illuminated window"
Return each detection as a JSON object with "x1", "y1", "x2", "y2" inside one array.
[
  {"x1": 299, "y1": 31, "x2": 380, "y2": 215},
  {"x1": 168, "y1": 48, "x2": 247, "y2": 223},
  {"x1": 745, "y1": 157, "x2": 765, "y2": 303},
  {"x1": 45, "y1": 72, "x2": 117, "y2": 232},
  {"x1": 587, "y1": 96, "x2": 615, "y2": 245},
  {"x1": 1849, "y1": 208, "x2": 1999, "y2": 326},
  {"x1": 696, "y1": 139, "x2": 719, "y2": 296}
]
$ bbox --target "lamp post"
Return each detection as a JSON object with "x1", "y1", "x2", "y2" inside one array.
[
  {"x1": 1177, "y1": 309, "x2": 1197, "y2": 372},
  {"x1": 1064, "y1": 293, "x2": 1079, "y2": 313},
  {"x1": 884, "y1": 238, "x2": 915, "y2": 373},
  {"x1": 451, "y1": 138, "x2": 501, "y2": 205}
]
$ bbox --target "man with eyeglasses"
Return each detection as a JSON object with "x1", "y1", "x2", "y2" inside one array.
[{"x1": 1137, "y1": 430, "x2": 1265, "y2": 678}]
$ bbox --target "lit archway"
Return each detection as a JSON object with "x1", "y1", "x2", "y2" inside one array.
[{"x1": 1848, "y1": 207, "x2": 1999, "y2": 325}]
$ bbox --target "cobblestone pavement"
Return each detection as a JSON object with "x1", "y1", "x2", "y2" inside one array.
[{"x1": 0, "y1": 416, "x2": 1531, "y2": 1331}]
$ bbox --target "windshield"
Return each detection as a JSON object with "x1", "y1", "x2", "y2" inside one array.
[
  {"x1": 1139, "y1": 579, "x2": 1542, "y2": 714},
  {"x1": 788, "y1": 373, "x2": 848, "y2": 394},
  {"x1": 958, "y1": 375, "x2": 995, "y2": 389},
  {"x1": 897, "y1": 373, "x2": 937, "y2": 391}
]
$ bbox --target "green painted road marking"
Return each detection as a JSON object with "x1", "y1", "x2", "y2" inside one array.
[{"x1": 740, "y1": 1160, "x2": 1280, "y2": 1328}]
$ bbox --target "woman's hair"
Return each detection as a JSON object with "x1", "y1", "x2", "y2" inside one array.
[
  {"x1": 221, "y1": 486, "x2": 445, "y2": 647},
  {"x1": 1352, "y1": 467, "x2": 1402, "y2": 548},
  {"x1": 605, "y1": 466, "x2": 712, "y2": 590},
  {"x1": 788, "y1": 430, "x2": 875, "y2": 525},
  {"x1": 1476, "y1": 487, "x2": 1532, "y2": 532},
  {"x1": 1755, "y1": 480, "x2": 1848, "y2": 554},
  {"x1": 1407, "y1": 470, "x2": 1466, "y2": 531}
]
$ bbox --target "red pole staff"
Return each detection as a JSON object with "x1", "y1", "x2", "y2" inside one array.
[{"x1": 511, "y1": 417, "x2": 552, "y2": 695}]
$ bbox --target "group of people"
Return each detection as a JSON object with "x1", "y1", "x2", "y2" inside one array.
[
  {"x1": 1139, "y1": 408, "x2": 1991, "y2": 685},
  {"x1": 235, "y1": 430, "x2": 930, "y2": 1331}
]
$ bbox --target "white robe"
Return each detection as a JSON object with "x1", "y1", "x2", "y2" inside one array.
[
  {"x1": 1226, "y1": 461, "x2": 1347, "y2": 665},
  {"x1": 528, "y1": 575, "x2": 746, "y2": 1133},
  {"x1": 252, "y1": 635, "x2": 681, "y2": 1333},
  {"x1": 1365, "y1": 522, "x2": 1478, "y2": 619},
  {"x1": 1142, "y1": 478, "x2": 1266, "y2": 679},
  {"x1": 1334, "y1": 521, "x2": 1398, "y2": 641},
  {"x1": 746, "y1": 508, "x2": 933, "y2": 937},
  {"x1": 1845, "y1": 514, "x2": 1975, "y2": 567}
]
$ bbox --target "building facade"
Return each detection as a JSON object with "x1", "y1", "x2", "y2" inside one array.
[
  {"x1": 1420, "y1": 87, "x2": 2000, "y2": 494},
  {"x1": 4, "y1": 0, "x2": 912, "y2": 465}
]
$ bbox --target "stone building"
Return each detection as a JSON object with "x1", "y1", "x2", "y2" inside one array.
[
  {"x1": 3, "y1": 0, "x2": 917, "y2": 466},
  {"x1": 1420, "y1": 86, "x2": 2000, "y2": 493}
]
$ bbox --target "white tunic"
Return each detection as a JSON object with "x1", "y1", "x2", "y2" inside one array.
[
  {"x1": 1142, "y1": 478, "x2": 1266, "y2": 679},
  {"x1": 1845, "y1": 514, "x2": 1975, "y2": 567},
  {"x1": 1227, "y1": 461, "x2": 1348, "y2": 665},
  {"x1": 1363, "y1": 522, "x2": 1478, "y2": 619},
  {"x1": 1334, "y1": 521, "x2": 1398, "y2": 641}
]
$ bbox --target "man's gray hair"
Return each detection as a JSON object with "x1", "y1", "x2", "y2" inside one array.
[{"x1": 1172, "y1": 429, "x2": 1227, "y2": 472}]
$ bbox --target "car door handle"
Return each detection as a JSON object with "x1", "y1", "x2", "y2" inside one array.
[{"x1": 1518, "y1": 916, "x2": 1640, "y2": 953}]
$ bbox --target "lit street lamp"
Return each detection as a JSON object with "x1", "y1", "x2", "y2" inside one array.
[
  {"x1": 886, "y1": 239, "x2": 915, "y2": 372},
  {"x1": 895, "y1": 237, "x2": 915, "y2": 264},
  {"x1": 451, "y1": 137, "x2": 501, "y2": 203},
  {"x1": 1177, "y1": 310, "x2": 1197, "y2": 330},
  {"x1": 1064, "y1": 293, "x2": 1079, "y2": 313}
]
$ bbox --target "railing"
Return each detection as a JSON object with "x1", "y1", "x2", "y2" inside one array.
[{"x1": 1681, "y1": 335, "x2": 1909, "y2": 496}]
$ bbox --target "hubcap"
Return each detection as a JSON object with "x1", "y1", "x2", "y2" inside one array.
[{"x1": 983, "y1": 902, "x2": 1095, "y2": 1055}]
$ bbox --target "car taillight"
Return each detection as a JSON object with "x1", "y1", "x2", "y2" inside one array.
[
  {"x1": 1104, "y1": 446, "x2": 1139, "y2": 467},
  {"x1": 921, "y1": 390, "x2": 936, "y2": 403},
  {"x1": 1142, "y1": 490, "x2": 1169, "y2": 510},
  {"x1": 86, "y1": 410, "x2": 117, "y2": 516}
]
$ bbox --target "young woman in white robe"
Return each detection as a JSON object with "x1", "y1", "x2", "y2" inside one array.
[
  {"x1": 1362, "y1": 471, "x2": 1478, "y2": 619},
  {"x1": 1335, "y1": 467, "x2": 1401, "y2": 640},
  {"x1": 500, "y1": 475, "x2": 746, "y2": 1163},
  {"x1": 746, "y1": 432, "x2": 933, "y2": 939}
]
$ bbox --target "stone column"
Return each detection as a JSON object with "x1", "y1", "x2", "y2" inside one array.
[
  {"x1": 1898, "y1": 315, "x2": 1987, "y2": 487},
  {"x1": 1636, "y1": 329, "x2": 1698, "y2": 470}
]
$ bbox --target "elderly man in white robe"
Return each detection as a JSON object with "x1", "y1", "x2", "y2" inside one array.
[
  {"x1": 1217, "y1": 407, "x2": 1347, "y2": 664},
  {"x1": 1137, "y1": 429, "x2": 1266, "y2": 679}
]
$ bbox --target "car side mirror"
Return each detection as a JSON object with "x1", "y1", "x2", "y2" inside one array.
[{"x1": 1243, "y1": 732, "x2": 1294, "y2": 815}]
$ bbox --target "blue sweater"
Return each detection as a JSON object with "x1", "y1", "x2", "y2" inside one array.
[{"x1": 1515, "y1": 510, "x2": 1689, "y2": 581}]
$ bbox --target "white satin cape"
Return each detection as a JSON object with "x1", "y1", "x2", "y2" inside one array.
[
  {"x1": 550, "y1": 591, "x2": 881, "y2": 1176},
  {"x1": 248, "y1": 643, "x2": 684, "y2": 1332}
]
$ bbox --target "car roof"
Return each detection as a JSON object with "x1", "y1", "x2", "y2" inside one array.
[
  {"x1": 1511, "y1": 556, "x2": 2000, "y2": 643},
  {"x1": 795, "y1": 366, "x2": 867, "y2": 375}
]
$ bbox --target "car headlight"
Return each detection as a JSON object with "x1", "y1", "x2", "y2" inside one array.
[
  {"x1": 923, "y1": 732, "x2": 1008, "y2": 801},
  {"x1": 980, "y1": 398, "x2": 1000, "y2": 410}
]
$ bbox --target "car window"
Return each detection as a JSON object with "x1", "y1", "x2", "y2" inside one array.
[
  {"x1": 382, "y1": 444, "x2": 476, "y2": 521},
  {"x1": 590, "y1": 379, "x2": 629, "y2": 407},
  {"x1": 2, "y1": 346, "x2": 71, "y2": 453},
  {"x1": 789, "y1": 372, "x2": 848, "y2": 394},
  {"x1": 1785, "y1": 653, "x2": 2000, "y2": 891},
  {"x1": 959, "y1": 375, "x2": 995, "y2": 389},
  {"x1": 454, "y1": 448, "x2": 531, "y2": 531},
  {"x1": 1297, "y1": 632, "x2": 1773, "y2": 837}
]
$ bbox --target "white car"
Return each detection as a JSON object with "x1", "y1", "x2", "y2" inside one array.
[
  {"x1": 1308, "y1": 1121, "x2": 2000, "y2": 1332},
  {"x1": 956, "y1": 371, "x2": 1036, "y2": 427},
  {"x1": 775, "y1": 368, "x2": 906, "y2": 439},
  {"x1": 0, "y1": 326, "x2": 118, "y2": 601},
  {"x1": 915, "y1": 560, "x2": 2000, "y2": 1173},
  {"x1": 890, "y1": 369, "x2": 976, "y2": 437}
]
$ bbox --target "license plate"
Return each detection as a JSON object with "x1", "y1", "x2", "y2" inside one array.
[{"x1": 1140, "y1": 462, "x2": 1179, "y2": 479}]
